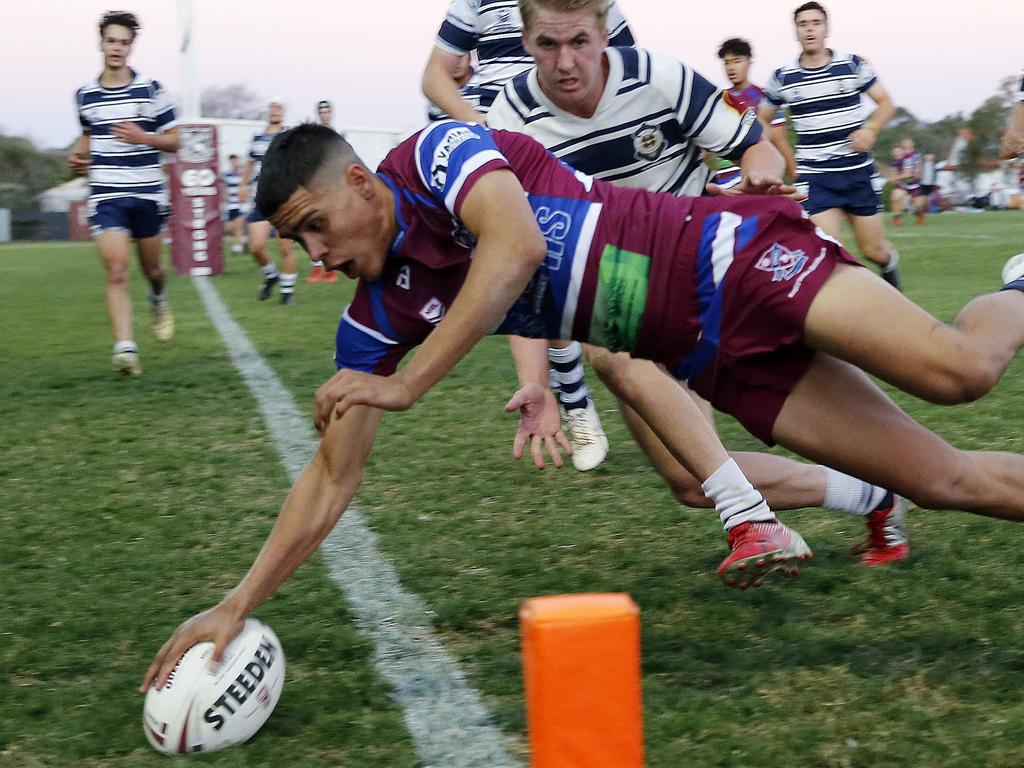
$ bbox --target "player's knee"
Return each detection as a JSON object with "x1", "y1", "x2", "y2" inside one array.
[
  {"x1": 590, "y1": 351, "x2": 638, "y2": 394},
  {"x1": 932, "y1": 350, "x2": 1000, "y2": 404},
  {"x1": 105, "y1": 264, "x2": 130, "y2": 285}
]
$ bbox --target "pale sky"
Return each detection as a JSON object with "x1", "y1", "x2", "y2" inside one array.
[{"x1": 2, "y1": 0, "x2": 1021, "y2": 150}]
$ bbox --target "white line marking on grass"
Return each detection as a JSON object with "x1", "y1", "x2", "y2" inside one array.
[{"x1": 193, "y1": 276, "x2": 521, "y2": 768}]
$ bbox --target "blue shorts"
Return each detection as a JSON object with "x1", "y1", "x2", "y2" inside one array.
[
  {"x1": 246, "y1": 205, "x2": 267, "y2": 224},
  {"x1": 801, "y1": 165, "x2": 882, "y2": 217},
  {"x1": 89, "y1": 198, "x2": 168, "y2": 239},
  {"x1": 225, "y1": 207, "x2": 242, "y2": 222}
]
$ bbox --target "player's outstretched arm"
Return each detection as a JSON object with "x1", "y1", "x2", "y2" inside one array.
[
  {"x1": 506, "y1": 335, "x2": 572, "y2": 469},
  {"x1": 140, "y1": 405, "x2": 383, "y2": 693}
]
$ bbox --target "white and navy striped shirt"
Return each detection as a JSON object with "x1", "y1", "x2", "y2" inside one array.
[
  {"x1": 488, "y1": 47, "x2": 762, "y2": 197},
  {"x1": 764, "y1": 50, "x2": 877, "y2": 175},
  {"x1": 434, "y1": 0, "x2": 633, "y2": 114},
  {"x1": 75, "y1": 70, "x2": 176, "y2": 205},
  {"x1": 248, "y1": 127, "x2": 287, "y2": 189},
  {"x1": 223, "y1": 169, "x2": 243, "y2": 208}
]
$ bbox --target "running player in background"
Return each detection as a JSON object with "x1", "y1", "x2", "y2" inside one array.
[
  {"x1": 488, "y1": 0, "x2": 907, "y2": 567},
  {"x1": 891, "y1": 138, "x2": 922, "y2": 225},
  {"x1": 222, "y1": 154, "x2": 246, "y2": 255},
  {"x1": 69, "y1": 10, "x2": 179, "y2": 376},
  {"x1": 713, "y1": 37, "x2": 796, "y2": 189},
  {"x1": 913, "y1": 150, "x2": 938, "y2": 224},
  {"x1": 1002, "y1": 69, "x2": 1024, "y2": 159},
  {"x1": 308, "y1": 100, "x2": 339, "y2": 284},
  {"x1": 760, "y1": 2, "x2": 903, "y2": 290},
  {"x1": 239, "y1": 98, "x2": 298, "y2": 304},
  {"x1": 420, "y1": 0, "x2": 636, "y2": 469}
]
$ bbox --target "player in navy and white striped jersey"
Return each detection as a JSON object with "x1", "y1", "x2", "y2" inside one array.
[
  {"x1": 222, "y1": 154, "x2": 246, "y2": 255},
  {"x1": 69, "y1": 11, "x2": 180, "y2": 376},
  {"x1": 422, "y1": 0, "x2": 633, "y2": 123},
  {"x1": 1002, "y1": 69, "x2": 1024, "y2": 159},
  {"x1": 422, "y1": 0, "x2": 634, "y2": 469},
  {"x1": 488, "y1": 0, "x2": 907, "y2": 567},
  {"x1": 760, "y1": 2, "x2": 903, "y2": 291},
  {"x1": 239, "y1": 98, "x2": 299, "y2": 304}
]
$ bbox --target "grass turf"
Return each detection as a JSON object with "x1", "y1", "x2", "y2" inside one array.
[{"x1": 3, "y1": 210, "x2": 1024, "y2": 767}]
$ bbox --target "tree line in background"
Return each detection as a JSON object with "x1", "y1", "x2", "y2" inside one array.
[{"x1": 0, "y1": 76, "x2": 1018, "y2": 214}]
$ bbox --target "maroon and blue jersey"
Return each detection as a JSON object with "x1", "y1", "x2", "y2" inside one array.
[
  {"x1": 896, "y1": 150, "x2": 922, "y2": 190},
  {"x1": 335, "y1": 120, "x2": 708, "y2": 376}
]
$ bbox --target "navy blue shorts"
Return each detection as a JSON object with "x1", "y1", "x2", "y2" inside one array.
[
  {"x1": 89, "y1": 198, "x2": 168, "y2": 239},
  {"x1": 225, "y1": 207, "x2": 242, "y2": 222},
  {"x1": 802, "y1": 165, "x2": 882, "y2": 217},
  {"x1": 246, "y1": 205, "x2": 267, "y2": 224}
]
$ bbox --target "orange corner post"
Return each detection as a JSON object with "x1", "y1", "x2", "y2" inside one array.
[{"x1": 520, "y1": 593, "x2": 644, "y2": 768}]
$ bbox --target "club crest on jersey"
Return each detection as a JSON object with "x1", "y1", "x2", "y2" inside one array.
[
  {"x1": 430, "y1": 126, "x2": 478, "y2": 189},
  {"x1": 419, "y1": 297, "x2": 446, "y2": 324},
  {"x1": 632, "y1": 124, "x2": 666, "y2": 162},
  {"x1": 755, "y1": 242, "x2": 808, "y2": 282}
]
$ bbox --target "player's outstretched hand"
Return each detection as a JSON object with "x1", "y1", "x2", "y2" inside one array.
[
  {"x1": 314, "y1": 370, "x2": 413, "y2": 434},
  {"x1": 140, "y1": 604, "x2": 245, "y2": 693},
  {"x1": 705, "y1": 173, "x2": 795, "y2": 198},
  {"x1": 504, "y1": 383, "x2": 572, "y2": 470},
  {"x1": 110, "y1": 121, "x2": 150, "y2": 146}
]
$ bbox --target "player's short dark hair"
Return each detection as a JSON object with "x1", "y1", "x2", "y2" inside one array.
[
  {"x1": 99, "y1": 10, "x2": 140, "y2": 40},
  {"x1": 794, "y1": 1, "x2": 827, "y2": 21},
  {"x1": 228, "y1": 153, "x2": 239, "y2": 160},
  {"x1": 718, "y1": 38, "x2": 752, "y2": 59},
  {"x1": 256, "y1": 124, "x2": 361, "y2": 220}
]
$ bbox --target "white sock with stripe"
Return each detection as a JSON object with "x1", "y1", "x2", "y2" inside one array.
[{"x1": 702, "y1": 458, "x2": 775, "y2": 531}]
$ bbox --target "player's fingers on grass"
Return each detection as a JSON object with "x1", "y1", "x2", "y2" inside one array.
[
  {"x1": 530, "y1": 434, "x2": 546, "y2": 470},
  {"x1": 512, "y1": 429, "x2": 527, "y2": 460},
  {"x1": 556, "y1": 428, "x2": 573, "y2": 456},
  {"x1": 544, "y1": 436, "x2": 564, "y2": 468}
]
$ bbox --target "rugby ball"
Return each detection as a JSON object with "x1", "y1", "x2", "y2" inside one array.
[
  {"x1": 1002, "y1": 253, "x2": 1024, "y2": 285},
  {"x1": 143, "y1": 618, "x2": 285, "y2": 754}
]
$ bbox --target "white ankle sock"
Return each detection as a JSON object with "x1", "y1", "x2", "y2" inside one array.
[
  {"x1": 702, "y1": 458, "x2": 774, "y2": 531},
  {"x1": 113, "y1": 340, "x2": 138, "y2": 354},
  {"x1": 261, "y1": 263, "x2": 279, "y2": 278},
  {"x1": 819, "y1": 466, "x2": 886, "y2": 516}
]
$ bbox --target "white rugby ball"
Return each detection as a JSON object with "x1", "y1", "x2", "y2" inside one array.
[
  {"x1": 1002, "y1": 253, "x2": 1024, "y2": 285},
  {"x1": 143, "y1": 618, "x2": 285, "y2": 754}
]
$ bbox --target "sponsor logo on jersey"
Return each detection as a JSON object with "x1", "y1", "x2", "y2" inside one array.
[
  {"x1": 419, "y1": 297, "x2": 446, "y2": 324},
  {"x1": 430, "y1": 126, "x2": 478, "y2": 189},
  {"x1": 755, "y1": 242, "x2": 808, "y2": 282},
  {"x1": 589, "y1": 245, "x2": 651, "y2": 352},
  {"x1": 632, "y1": 124, "x2": 666, "y2": 162}
]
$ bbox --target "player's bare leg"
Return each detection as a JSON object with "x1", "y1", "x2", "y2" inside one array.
[
  {"x1": 773, "y1": 354, "x2": 1024, "y2": 521},
  {"x1": 137, "y1": 233, "x2": 173, "y2": 341},
  {"x1": 248, "y1": 220, "x2": 280, "y2": 300},
  {"x1": 805, "y1": 263, "x2": 1024, "y2": 405},
  {"x1": 847, "y1": 212, "x2": 901, "y2": 289},
  {"x1": 276, "y1": 236, "x2": 298, "y2": 305},
  {"x1": 96, "y1": 229, "x2": 141, "y2": 374}
]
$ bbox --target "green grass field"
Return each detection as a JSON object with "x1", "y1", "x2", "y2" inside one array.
[{"x1": 3, "y1": 211, "x2": 1024, "y2": 767}]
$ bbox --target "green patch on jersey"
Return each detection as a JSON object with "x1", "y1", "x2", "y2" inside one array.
[{"x1": 589, "y1": 244, "x2": 650, "y2": 351}]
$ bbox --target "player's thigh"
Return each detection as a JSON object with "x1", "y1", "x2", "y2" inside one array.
[
  {"x1": 803, "y1": 263, "x2": 972, "y2": 402},
  {"x1": 809, "y1": 208, "x2": 845, "y2": 240},
  {"x1": 772, "y1": 354, "x2": 970, "y2": 508},
  {"x1": 94, "y1": 229, "x2": 133, "y2": 278},
  {"x1": 248, "y1": 220, "x2": 271, "y2": 250}
]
